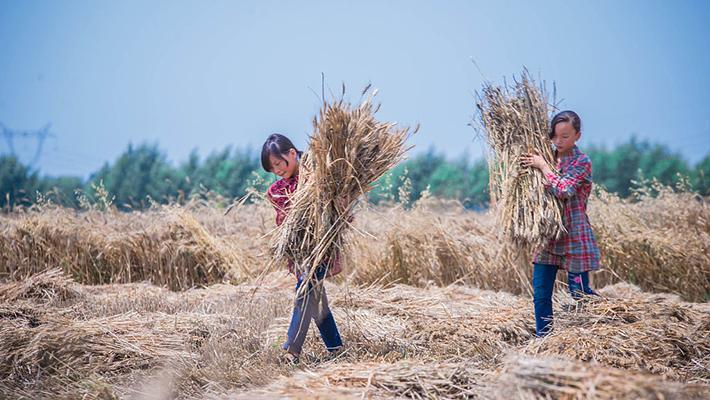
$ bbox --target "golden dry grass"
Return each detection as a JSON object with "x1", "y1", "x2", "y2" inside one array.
[
  {"x1": 0, "y1": 203, "x2": 267, "y2": 290},
  {"x1": 0, "y1": 185, "x2": 708, "y2": 398},
  {"x1": 1, "y1": 183, "x2": 708, "y2": 300}
]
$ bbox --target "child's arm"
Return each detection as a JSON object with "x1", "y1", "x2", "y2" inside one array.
[{"x1": 542, "y1": 157, "x2": 591, "y2": 200}]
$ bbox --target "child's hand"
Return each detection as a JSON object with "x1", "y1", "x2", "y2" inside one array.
[{"x1": 520, "y1": 153, "x2": 550, "y2": 172}]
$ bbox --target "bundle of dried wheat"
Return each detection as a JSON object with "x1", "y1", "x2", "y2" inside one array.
[
  {"x1": 271, "y1": 90, "x2": 411, "y2": 293},
  {"x1": 477, "y1": 71, "x2": 564, "y2": 249}
]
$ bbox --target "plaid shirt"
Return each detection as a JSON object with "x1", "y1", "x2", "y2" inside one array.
[
  {"x1": 267, "y1": 175, "x2": 299, "y2": 227},
  {"x1": 534, "y1": 145, "x2": 601, "y2": 273},
  {"x1": 267, "y1": 174, "x2": 343, "y2": 277}
]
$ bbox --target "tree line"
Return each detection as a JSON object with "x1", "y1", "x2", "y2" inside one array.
[{"x1": 1, "y1": 137, "x2": 708, "y2": 210}]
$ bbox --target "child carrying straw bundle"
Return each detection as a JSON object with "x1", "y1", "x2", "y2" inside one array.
[
  {"x1": 478, "y1": 73, "x2": 601, "y2": 336},
  {"x1": 262, "y1": 133, "x2": 342, "y2": 363},
  {"x1": 264, "y1": 92, "x2": 410, "y2": 362},
  {"x1": 521, "y1": 110, "x2": 601, "y2": 336}
]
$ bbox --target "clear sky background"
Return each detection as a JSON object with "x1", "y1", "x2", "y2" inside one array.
[{"x1": 1, "y1": 0, "x2": 709, "y2": 177}]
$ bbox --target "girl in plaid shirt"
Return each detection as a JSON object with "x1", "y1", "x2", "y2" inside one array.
[
  {"x1": 521, "y1": 110, "x2": 601, "y2": 336},
  {"x1": 262, "y1": 133, "x2": 344, "y2": 363}
]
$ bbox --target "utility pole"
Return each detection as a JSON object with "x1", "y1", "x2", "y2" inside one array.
[{"x1": 0, "y1": 122, "x2": 54, "y2": 167}]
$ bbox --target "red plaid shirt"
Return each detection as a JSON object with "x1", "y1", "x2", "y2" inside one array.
[
  {"x1": 534, "y1": 145, "x2": 601, "y2": 273},
  {"x1": 266, "y1": 174, "x2": 342, "y2": 277},
  {"x1": 267, "y1": 175, "x2": 299, "y2": 227}
]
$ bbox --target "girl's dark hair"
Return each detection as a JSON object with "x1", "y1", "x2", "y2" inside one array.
[
  {"x1": 261, "y1": 133, "x2": 303, "y2": 171},
  {"x1": 549, "y1": 110, "x2": 582, "y2": 139}
]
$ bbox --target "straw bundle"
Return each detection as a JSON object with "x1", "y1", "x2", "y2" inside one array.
[
  {"x1": 231, "y1": 355, "x2": 710, "y2": 400},
  {"x1": 0, "y1": 308, "x2": 199, "y2": 381},
  {"x1": 3, "y1": 268, "x2": 709, "y2": 398},
  {"x1": 476, "y1": 71, "x2": 565, "y2": 248},
  {"x1": 496, "y1": 355, "x2": 710, "y2": 400},
  {"x1": 0, "y1": 267, "x2": 80, "y2": 303},
  {"x1": 163, "y1": 208, "x2": 251, "y2": 286},
  {"x1": 0, "y1": 206, "x2": 255, "y2": 290},
  {"x1": 3, "y1": 185, "x2": 706, "y2": 299},
  {"x1": 271, "y1": 92, "x2": 410, "y2": 291}
]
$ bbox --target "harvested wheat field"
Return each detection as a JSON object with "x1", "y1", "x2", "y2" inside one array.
[{"x1": 0, "y1": 185, "x2": 709, "y2": 399}]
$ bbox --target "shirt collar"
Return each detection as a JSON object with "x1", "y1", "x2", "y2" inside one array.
[{"x1": 558, "y1": 145, "x2": 580, "y2": 162}]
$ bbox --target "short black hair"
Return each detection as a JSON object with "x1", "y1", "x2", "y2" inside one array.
[
  {"x1": 549, "y1": 110, "x2": 581, "y2": 139},
  {"x1": 260, "y1": 133, "x2": 302, "y2": 171}
]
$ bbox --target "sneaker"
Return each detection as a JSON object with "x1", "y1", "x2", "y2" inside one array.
[
  {"x1": 281, "y1": 351, "x2": 300, "y2": 365},
  {"x1": 328, "y1": 345, "x2": 346, "y2": 357}
]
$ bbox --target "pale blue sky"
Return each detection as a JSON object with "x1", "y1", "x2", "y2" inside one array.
[{"x1": 1, "y1": 0, "x2": 709, "y2": 177}]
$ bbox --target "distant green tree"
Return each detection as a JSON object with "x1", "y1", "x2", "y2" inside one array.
[
  {"x1": 461, "y1": 159, "x2": 490, "y2": 208},
  {"x1": 180, "y1": 147, "x2": 259, "y2": 199},
  {"x1": 693, "y1": 155, "x2": 710, "y2": 196},
  {"x1": 428, "y1": 156, "x2": 489, "y2": 207},
  {"x1": 369, "y1": 161, "x2": 409, "y2": 203},
  {"x1": 2, "y1": 138, "x2": 704, "y2": 211},
  {"x1": 37, "y1": 175, "x2": 83, "y2": 208},
  {"x1": 429, "y1": 161, "x2": 466, "y2": 198},
  {"x1": 587, "y1": 137, "x2": 689, "y2": 197},
  {"x1": 405, "y1": 148, "x2": 447, "y2": 200},
  {"x1": 369, "y1": 151, "x2": 489, "y2": 209},
  {"x1": 0, "y1": 155, "x2": 38, "y2": 209},
  {"x1": 88, "y1": 143, "x2": 180, "y2": 209}
]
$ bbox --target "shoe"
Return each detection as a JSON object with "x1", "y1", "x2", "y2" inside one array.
[
  {"x1": 327, "y1": 345, "x2": 345, "y2": 358},
  {"x1": 281, "y1": 351, "x2": 300, "y2": 365}
]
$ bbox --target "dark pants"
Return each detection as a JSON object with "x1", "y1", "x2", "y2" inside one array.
[
  {"x1": 282, "y1": 264, "x2": 343, "y2": 355},
  {"x1": 532, "y1": 263, "x2": 596, "y2": 337}
]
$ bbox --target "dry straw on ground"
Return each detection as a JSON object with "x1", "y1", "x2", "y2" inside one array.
[
  {"x1": 476, "y1": 70, "x2": 564, "y2": 249},
  {"x1": 526, "y1": 283, "x2": 710, "y2": 382},
  {"x1": 239, "y1": 360, "x2": 492, "y2": 399},
  {"x1": 496, "y1": 354, "x2": 710, "y2": 400},
  {"x1": 1, "y1": 267, "x2": 709, "y2": 399},
  {"x1": 271, "y1": 89, "x2": 411, "y2": 293},
  {"x1": 234, "y1": 355, "x2": 710, "y2": 400}
]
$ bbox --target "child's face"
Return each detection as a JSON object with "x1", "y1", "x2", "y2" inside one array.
[
  {"x1": 551, "y1": 122, "x2": 581, "y2": 155},
  {"x1": 269, "y1": 148, "x2": 299, "y2": 178}
]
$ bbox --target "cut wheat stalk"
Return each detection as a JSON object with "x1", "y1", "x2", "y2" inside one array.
[
  {"x1": 476, "y1": 70, "x2": 565, "y2": 250},
  {"x1": 271, "y1": 89, "x2": 412, "y2": 296}
]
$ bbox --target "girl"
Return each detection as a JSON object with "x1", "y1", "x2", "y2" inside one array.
[
  {"x1": 520, "y1": 110, "x2": 601, "y2": 337},
  {"x1": 261, "y1": 133, "x2": 344, "y2": 363}
]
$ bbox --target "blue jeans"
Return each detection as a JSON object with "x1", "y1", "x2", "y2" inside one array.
[
  {"x1": 282, "y1": 264, "x2": 343, "y2": 354},
  {"x1": 532, "y1": 263, "x2": 596, "y2": 336}
]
